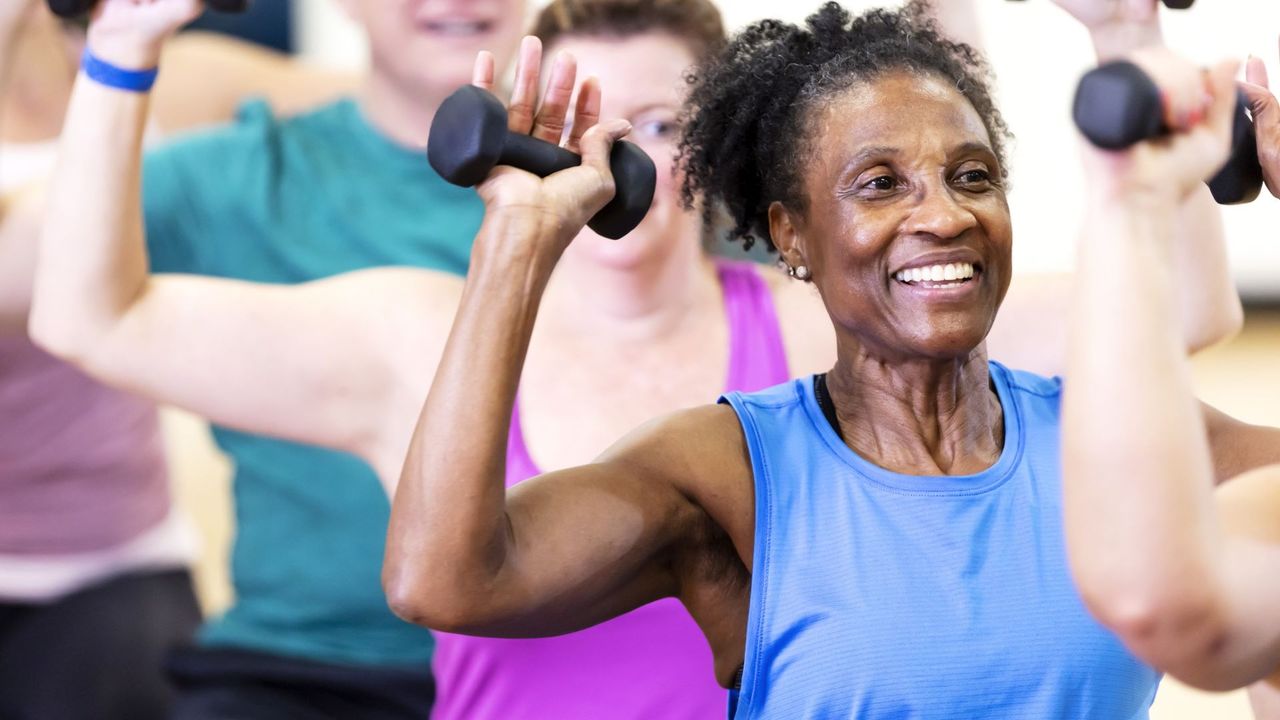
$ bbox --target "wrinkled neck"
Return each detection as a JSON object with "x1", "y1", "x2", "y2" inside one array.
[
  {"x1": 825, "y1": 342, "x2": 1003, "y2": 476},
  {"x1": 355, "y1": 68, "x2": 449, "y2": 150}
]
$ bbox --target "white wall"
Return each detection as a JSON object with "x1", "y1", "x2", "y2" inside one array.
[{"x1": 293, "y1": 0, "x2": 1280, "y2": 297}]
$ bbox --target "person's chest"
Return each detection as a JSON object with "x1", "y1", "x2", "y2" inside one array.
[
  {"x1": 517, "y1": 315, "x2": 731, "y2": 472},
  {"x1": 197, "y1": 157, "x2": 485, "y2": 282}
]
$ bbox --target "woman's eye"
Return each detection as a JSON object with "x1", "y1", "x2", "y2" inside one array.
[
  {"x1": 866, "y1": 176, "x2": 897, "y2": 191},
  {"x1": 956, "y1": 169, "x2": 992, "y2": 186},
  {"x1": 636, "y1": 119, "x2": 678, "y2": 140}
]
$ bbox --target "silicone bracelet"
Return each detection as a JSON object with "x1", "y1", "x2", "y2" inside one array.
[{"x1": 81, "y1": 48, "x2": 159, "y2": 93}]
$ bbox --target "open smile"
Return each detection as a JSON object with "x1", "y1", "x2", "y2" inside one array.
[
  {"x1": 416, "y1": 18, "x2": 497, "y2": 37},
  {"x1": 892, "y1": 261, "x2": 980, "y2": 291}
]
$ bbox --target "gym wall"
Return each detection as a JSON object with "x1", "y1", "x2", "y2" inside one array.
[{"x1": 289, "y1": 0, "x2": 1280, "y2": 300}]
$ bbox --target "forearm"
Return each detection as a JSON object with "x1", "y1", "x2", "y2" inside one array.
[
  {"x1": 1064, "y1": 197, "x2": 1223, "y2": 652},
  {"x1": 29, "y1": 73, "x2": 151, "y2": 359},
  {"x1": 1171, "y1": 186, "x2": 1242, "y2": 351},
  {"x1": 1088, "y1": 23, "x2": 1242, "y2": 351},
  {"x1": 385, "y1": 213, "x2": 561, "y2": 628}
]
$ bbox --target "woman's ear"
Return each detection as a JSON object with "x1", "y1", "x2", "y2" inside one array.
[{"x1": 768, "y1": 200, "x2": 806, "y2": 269}]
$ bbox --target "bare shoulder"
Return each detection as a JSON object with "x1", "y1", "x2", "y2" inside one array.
[
  {"x1": 595, "y1": 403, "x2": 755, "y2": 557},
  {"x1": 1202, "y1": 403, "x2": 1280, "y2": 484},
  {"x1": 758, "y1": 265, "x2": 835, "y2": 377}
]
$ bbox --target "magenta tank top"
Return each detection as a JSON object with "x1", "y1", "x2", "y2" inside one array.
[
  {"x1": 430, "y1": 260, "x2": 790, "y2": 720},
  {"x1": 0, "y1": 337, "x2": 169, "y2": 554}
]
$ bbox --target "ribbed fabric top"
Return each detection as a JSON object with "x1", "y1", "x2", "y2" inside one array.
[
  {"x1": 720, "y1": 363, "x2": 1160, "y2": 719},
  {"x1": 1, "y1": 135, "x2": 168, "y2": 558},
  {"x1": 430, "y1": 260, "x2": 789, "y2": 719},
  {"x1": 0, "y1": 338, "x2": 169, "y2": 555}
]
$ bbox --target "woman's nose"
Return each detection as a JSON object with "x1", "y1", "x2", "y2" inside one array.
[{"x1": 903, "y1": 185, "x2": 978, "y2": 241}]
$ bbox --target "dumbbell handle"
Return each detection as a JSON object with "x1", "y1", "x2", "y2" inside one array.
[
  {"x1": 500, "y1": 134, "x2": 584, "y2": 179},
  {"x1": 47, "y1": 0, "x2": 247, "y2": 18},
  {"x1": 1073, "y1": 61, "x2": 1262, "y2": 204}
]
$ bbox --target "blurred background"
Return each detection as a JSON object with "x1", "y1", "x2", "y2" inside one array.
[{"x1": 159, "y1": 1, "x2": 1276, "y2": 719}]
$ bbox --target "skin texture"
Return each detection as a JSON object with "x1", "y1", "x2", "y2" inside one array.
[
  {"x1": 768, "y1": 73, "x2": 1011, "y2": 475},
  {"x1": 1065, "y1": 53, "x2": 1280, "y2": 693}
]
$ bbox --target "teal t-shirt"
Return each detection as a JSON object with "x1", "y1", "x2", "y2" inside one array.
[{"x1": 143, "y1": 98, "x2": 485, "y2": 668}]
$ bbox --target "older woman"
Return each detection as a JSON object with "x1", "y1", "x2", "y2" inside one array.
[{"x1": 383, "y1": 2, "x2": 1268, "y2": 715}]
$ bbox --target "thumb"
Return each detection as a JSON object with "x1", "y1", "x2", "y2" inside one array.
[
  {"x1": 1203, "y1": 59, "x2": 1242, "y2": 140},
  {"x1": 1246, "y1": 55, "x2": 1270, "y2": 90},
  {"x1": 578, "y1": 119, "x2": 632, "y2": 176},
  {"x1": 1238, "y1": 79, "x2": 1279, "y2": 127}
]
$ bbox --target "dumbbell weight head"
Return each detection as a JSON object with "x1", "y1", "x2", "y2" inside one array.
[
  {"x1": 47, "y1": 0, "x2": 249, "y2": 19},
  {"x1": 429, "y1": 85, "x2": 656, "y2": 240},
  {"x1": 1073, "y1": 60, "x2": 1262, "y2": 204}
]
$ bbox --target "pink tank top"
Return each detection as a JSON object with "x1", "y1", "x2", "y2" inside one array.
[
  {"x1": 431, "y1": 260, "x2": 790, "y2": 720},
  {"x1": 0, "y1": 337, "x2": 169, "y2": 554}
]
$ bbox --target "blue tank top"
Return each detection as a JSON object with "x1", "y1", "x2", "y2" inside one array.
[{"x1": 720, "y1": 362, "x2": 1159, "y2": 719}]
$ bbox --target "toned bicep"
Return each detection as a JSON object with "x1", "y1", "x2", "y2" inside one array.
[
  {"x1": 78, "y1": 268, "x2": 458, "y2": 474},
  {"x1": 469, "y1": 404, "x2": 749, "y2": 638}
]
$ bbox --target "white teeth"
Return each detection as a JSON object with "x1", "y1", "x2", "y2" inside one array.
[
  {"x1": 893, "y1": 262, "x2": 976, "y2": 286},
  {"x1": 426, "y1": 20, "x2": 487, "y2": 35}
]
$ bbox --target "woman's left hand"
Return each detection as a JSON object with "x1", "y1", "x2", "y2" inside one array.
[
  {"x1": 1081, "y1": 49, "x2": 1240, "y2": 206},
  {"x1": 1239, "y1": 49, "x2": 1280, "y2": 198}
]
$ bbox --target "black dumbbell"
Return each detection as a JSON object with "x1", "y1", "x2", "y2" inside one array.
[
  {"x1": 428, "y1": 85, "x2": 656, "y2": 240},
  {"x1": 1073, "y1": 61, "x2": 1262, "y2": 205},
  {"x1": 47, "y1": 0, "x2": 248, "y2": 18},
  {"x1": 1004, "y1": 0, "x2": 1193, "y2": 6}
]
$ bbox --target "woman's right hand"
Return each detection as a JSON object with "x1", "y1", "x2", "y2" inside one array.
[
  {"x1": 1239, "y1": 47, "x2": 1280, "y2": 199},
  {"x1": 468, "y1": 37, "x2": 631, "y2": 264},
  {"x1": 85, "y1": 0, "x2": 204, "y2": 71},
  {"x1": 1081, "y1": 49, "x2": 1239, "y2": 207}
]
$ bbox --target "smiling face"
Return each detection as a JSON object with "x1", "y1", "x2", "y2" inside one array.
[
  {"x1": 772, "y1": 71, "x2": 1012, "y2": 362},
  {"x1": 548, "y1": 32, "x2": 702, "y2": 268},
  {"x1": 340, "y1": 0, "x2": 526, "y2": 101}
]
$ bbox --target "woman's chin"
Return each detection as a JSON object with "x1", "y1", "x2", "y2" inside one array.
[{"x1": 568, "y1": 217, "x2": 693, "y2": 273}]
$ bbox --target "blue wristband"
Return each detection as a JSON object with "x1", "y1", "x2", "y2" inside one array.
[{"x1": 81, "y1": 48, "x2": 159, "y2": 93}]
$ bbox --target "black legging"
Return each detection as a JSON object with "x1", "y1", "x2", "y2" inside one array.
[{"x1": 0, "y1": 569, "x2": 200, "y2": 720}]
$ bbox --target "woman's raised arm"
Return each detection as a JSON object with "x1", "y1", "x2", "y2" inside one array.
[
  {"x1": 1064, "y1": 51, "x2": 1280, "y2": 691},
  {"x1": 29, "y1": 0, "x2": 457, "y2": 486},
  {"x1": 384, "y1": 40, "x2": 748, "y2": 644}
]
